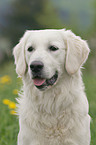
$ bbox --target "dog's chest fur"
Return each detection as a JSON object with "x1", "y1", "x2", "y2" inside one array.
[
  {"x1": 20, "y1": 90, "x2": 73, "y2": 142},
  {"x1": 18, "y1": 74, "x2": 86, "y2": 144}
]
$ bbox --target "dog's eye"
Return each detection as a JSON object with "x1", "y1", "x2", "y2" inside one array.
[
  {"x1": 27, "y1": 46, "x2": 34, "y2": 52},
  {"x1": 49, "y1": 46, "x2": 59, "y2": 51}
]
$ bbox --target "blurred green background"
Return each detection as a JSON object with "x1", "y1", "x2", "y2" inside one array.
[{"x1": 0, "y1": 0, "x2": 96, "y2": 145}]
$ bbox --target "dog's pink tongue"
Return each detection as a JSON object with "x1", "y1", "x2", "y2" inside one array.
[{"x1": 33, "y1": 78, "x2": 45, "y2": 86}]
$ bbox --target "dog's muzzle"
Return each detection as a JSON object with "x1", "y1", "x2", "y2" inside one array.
[{"x1": 30, "y1": 61, "x2": 58, "y2": 90}]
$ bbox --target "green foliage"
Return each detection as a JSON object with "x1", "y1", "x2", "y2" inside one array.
[{"x1": 0, "y1": 61, "x2": 96, "y2": 145}]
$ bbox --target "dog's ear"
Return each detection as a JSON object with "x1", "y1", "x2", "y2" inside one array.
[
  {"x1": 13, "y1": 31, "x2": 30, "y2": 77},
  {"x1": 64, "y1": 30, "x2": 90, "y2": 75}
]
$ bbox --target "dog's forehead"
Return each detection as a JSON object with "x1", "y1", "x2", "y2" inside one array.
[{"x1": 27, "y1": 29, "x2": 64, "y2": 44}]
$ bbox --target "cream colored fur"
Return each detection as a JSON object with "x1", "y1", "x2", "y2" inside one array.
[{"x1": 13, "y1": 29, "x2": 91, "y2": 145}]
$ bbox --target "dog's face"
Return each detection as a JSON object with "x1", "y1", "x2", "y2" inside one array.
[
  {"x1": 13, "y1": 29, "x2": 90, "y2": 91},
  {"x1": 25, "y1": 30, "x2": 66, "y2": 90}
]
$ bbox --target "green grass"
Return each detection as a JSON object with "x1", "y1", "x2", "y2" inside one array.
[
  {"x1": 0, "y1": 61, "x2": 20, "y2": 145},
  {"x1": 0, "y1": 61, "x2": 96, "y2": 145},
  {"x1": 83, "y1": 73, "x2": 96, "y2": 145}
]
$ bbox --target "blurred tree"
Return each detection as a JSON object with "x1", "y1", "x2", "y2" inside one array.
[
  {"x1": 93, "y1": 0, "x2": 96, "y2": 34},
  {"x1": 3, "y1": 0, "x2": 44, "y2": 46},
  {"x1": 2, "y1": 0, "x2": 62, "y2": 46},
  {"x1": 36, "y1": 0, "x2": 63, "y2": 29},
  {"x1": 87, "y1": 0, "x2": 96, "y2": 38}
]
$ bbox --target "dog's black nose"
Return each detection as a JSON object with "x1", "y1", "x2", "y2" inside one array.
[{"x1": 30, "y1": 61, "x2": 44, "y2": 73}]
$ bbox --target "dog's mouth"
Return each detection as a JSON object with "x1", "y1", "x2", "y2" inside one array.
[{"x1": 33, "y1": 71, "x2": 58, "y2": 90}]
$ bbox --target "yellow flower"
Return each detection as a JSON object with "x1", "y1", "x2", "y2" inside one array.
[
  {"x1": 3, "y1": 99, "x2": 16, "y2": 109},
  {"x1": 8, "y1": 102, "x2": 16, "y2": 109},
  {"x1": 0, "y1": 75, "x2": 11, "y2": 84},
  {"x1": 3, "y1": 99, "x2": 11, "y2": 105},
  {"x1": 10, "y1": 110, "x2": 16, "y2": 115},
  {"x1": 13, "y1": 89, "x2": 18, "y2": 95}
]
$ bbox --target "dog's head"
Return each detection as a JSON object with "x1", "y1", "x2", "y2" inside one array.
[{"x1": 13, "y1": 29, "x2": 90, "y2": 91}]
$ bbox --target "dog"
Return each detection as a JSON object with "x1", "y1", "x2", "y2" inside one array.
[{"x1": 13, "y1": 29, "x2": 91, "y2": 145}]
